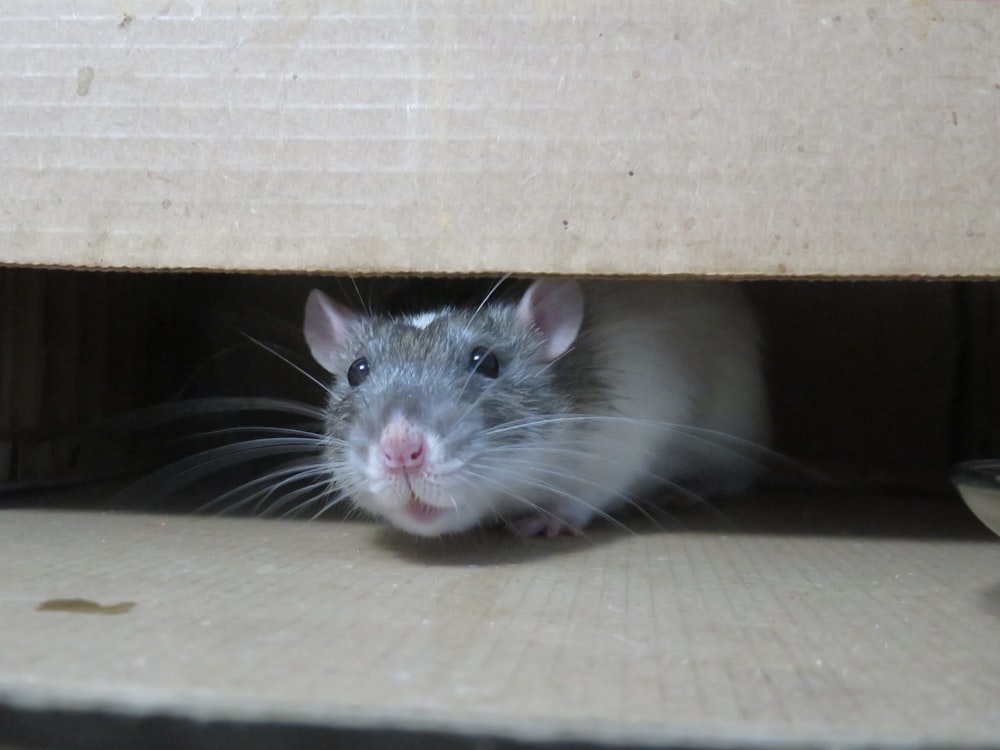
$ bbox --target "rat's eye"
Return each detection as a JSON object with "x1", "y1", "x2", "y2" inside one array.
[
  {"x1": 468, "y1": 347, "x2": 500, "y2": 379},
  {"x1": 347, "y1": 357, "x2": 370, "y2": 387}
]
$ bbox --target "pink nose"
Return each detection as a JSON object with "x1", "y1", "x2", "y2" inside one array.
[{"x1": 380, "y1": 421, "x2": 426, "y2": 473}]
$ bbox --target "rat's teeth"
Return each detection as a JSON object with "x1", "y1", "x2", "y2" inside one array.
[{"x1": 406, "y1": 492, "x2": 443, "y2": 522}]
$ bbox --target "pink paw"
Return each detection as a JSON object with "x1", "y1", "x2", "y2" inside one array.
[{"x1": 506, "y1": 515, "x2": 584, "y2": 539}]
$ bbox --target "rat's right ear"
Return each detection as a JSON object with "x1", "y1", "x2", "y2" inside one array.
[
  {"x1": 303, "y1": 289, "x2": 357, "y2": 374},
  {"x1": 515, "y1": 278, "x2": 584, "y2": 362}
]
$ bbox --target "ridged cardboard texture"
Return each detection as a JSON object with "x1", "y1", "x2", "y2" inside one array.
[
  {"x1": 0, "y1": 508, "x2": 998, "y2": 746},
  {"x1": 1, "y1": 2, "x2": 998, "y2": 276}
]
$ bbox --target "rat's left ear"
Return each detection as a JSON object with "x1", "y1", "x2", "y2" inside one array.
[{"x1": 515, "y1": 279, "x2": 584, "y2": 362}]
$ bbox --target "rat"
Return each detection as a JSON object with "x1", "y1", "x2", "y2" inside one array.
[{"x1": 302, "y1": 278, "x2": 770, "y2": 538}]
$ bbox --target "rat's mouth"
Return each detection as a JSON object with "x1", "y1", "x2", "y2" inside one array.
[{"x1": 405, "y1": 491, "x2": 445, "y2": 523}]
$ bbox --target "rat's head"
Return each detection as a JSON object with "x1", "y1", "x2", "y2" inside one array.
[{"x1": 303, "y1": 279, "x2": 585, "y2": 535}]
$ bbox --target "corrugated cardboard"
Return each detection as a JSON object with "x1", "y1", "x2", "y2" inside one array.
[
  {"x1": 0, "y1": 504, "x2": 998, "y2": 747},
  {"x1": 2, "y1": 4, "x2": 1000, "y2": 747},
  {"x1": 1, "y1": 2, "x2": 998, "y2": 277}
]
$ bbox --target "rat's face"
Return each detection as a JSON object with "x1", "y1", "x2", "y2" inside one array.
[{"x1": 302, "y1": 280, "x2": 585, "y2": 535}]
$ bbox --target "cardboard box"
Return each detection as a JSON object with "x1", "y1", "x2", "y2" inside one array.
[
  {"x1": 1, "y1": 3, "x2": 999, "y2": 749},
  {"x1": 1, "y1": 2, "x2": 997, "y2": 277}
]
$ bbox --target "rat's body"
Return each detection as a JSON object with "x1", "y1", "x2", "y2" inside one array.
[{"x1": 303, "y1": 279, "x2": 769, "y2": 537}]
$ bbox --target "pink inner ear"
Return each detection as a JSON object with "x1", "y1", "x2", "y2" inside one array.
[
  {"x1": 303, "y1": 289, "x2": 357, "y2": 374},
  {"x1": 515, "y1": 279, "x2": 585, "y2": 362}
]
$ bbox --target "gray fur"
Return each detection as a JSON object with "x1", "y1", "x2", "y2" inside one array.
[{"x1": 306, "y1": 279, "x2": 770, "y2": 537}]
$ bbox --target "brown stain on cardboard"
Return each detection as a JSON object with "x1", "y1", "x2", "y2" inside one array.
[
  {"x1": 76, "y1": 66, "x2": 94, "y2": 96},
  {"x1": 37, "y1": 598, "x2": 136, "y2": 615}
]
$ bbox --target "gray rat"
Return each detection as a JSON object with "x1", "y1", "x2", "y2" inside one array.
[{"x1": 303, "y1": 279, "x2": 770, "y2": 537}]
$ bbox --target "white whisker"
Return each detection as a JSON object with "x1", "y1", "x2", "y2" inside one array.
[
  {"x1": 241, "y1": 332, "x2": 330, "y2": 393},
  {"x1": 460, "y1": 467, "x2": 638, "y2": 536},
  {"x1": 464, "y1": 274, "x2": 512, "y2": 333}
]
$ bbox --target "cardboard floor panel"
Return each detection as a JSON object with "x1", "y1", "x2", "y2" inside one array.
[{"x1": 0, "y1": 506, "x2": 998, "y2": 748}]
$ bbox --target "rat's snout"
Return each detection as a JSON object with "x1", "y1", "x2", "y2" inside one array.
[{"x1": 379, "y1": 416, "x2": 426, "y2": 474}]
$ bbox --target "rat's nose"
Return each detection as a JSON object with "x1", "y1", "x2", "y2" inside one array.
[{"x1": 379, "y1": 418, "x2": 426, "y2": 473}]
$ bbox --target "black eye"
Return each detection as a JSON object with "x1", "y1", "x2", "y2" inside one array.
[
  {"x1": 347, "y1": 357, "x2": 370, "y2": 387},
  {"x1": 468, "y1": 346, "x2": 500, "y2": 378}
]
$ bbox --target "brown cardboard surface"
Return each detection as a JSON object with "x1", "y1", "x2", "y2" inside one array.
[
  {"x1": 1, "y1": 507, "x2": 998, "y2": 747},
  {"x1": 1, "y1": 3, "x2": 998, "y2": 277}
]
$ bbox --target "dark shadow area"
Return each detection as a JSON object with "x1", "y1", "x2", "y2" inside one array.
[
  {"x1": 374, "y1": 489, "x2": 996, "y2": 568},
  {"x1": 2, "y1": 271, "x2": 999, "y2": 553},
  {"x1": 2, "y1": 696, "x2": 996, "y2": 750},
  {"x1": 978, "y1": 581, "x2": 1000, "y2": 619},
  {"x1": 678, "y1": 488, "x2": 996, "y2": 540},
  {"x1": 374, "y1": 521, "x2": 609, "y2": 566}
]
